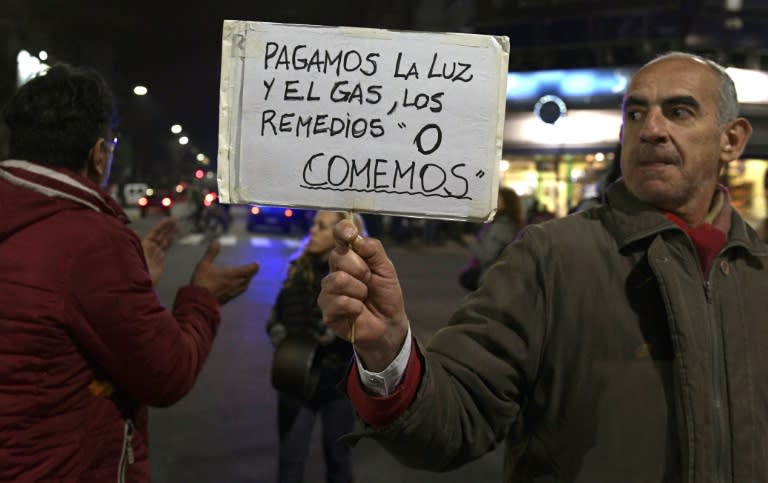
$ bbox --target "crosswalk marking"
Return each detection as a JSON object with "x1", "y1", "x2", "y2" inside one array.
[
  {"x1": 218, "y1": 234, "x2": 237, "y2": 246},
  {"x1": 177, "y1": 233, "x2": 302, "y2": 248},
  {"x1": 249, "y1": 236, "x2": 272, "y2": 247},
  {"x1": 178, "y1": 233, "x2": 205, "y2": 245},
  {"x1": 283, "y1": 239, "x2": 303, "y2": 248}
]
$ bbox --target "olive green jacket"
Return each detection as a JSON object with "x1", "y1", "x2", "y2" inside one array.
[{"x1": 350, "y1": 182, "x2": 768, "y2": 482}]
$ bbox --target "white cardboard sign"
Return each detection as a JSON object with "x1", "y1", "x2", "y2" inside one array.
[{"x1": 218, "y1": 20, "x2": 509, "y2": 221}]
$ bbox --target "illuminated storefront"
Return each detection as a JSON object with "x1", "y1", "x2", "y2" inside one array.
[{"x1": 502, "y1": 67, "x2": 768, "y2": 224}]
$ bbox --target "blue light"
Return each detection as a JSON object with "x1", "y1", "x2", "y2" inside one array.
[
  {"x1": 506, "y1": 73, "x2": 539, "y2": 100},
  {"x1": 507, "y1": 68, "x2": 633, "y2": 101},
  {"x1": 561, "y1": 74, "x2": 595, "y2": 96},
  {"x1": 531, "y1": 70, "x2": 567, "y2": 83}
]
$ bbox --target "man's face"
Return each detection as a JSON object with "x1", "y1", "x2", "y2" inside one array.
[{"x1": 620, "y1": 57, "x2": 729, "y2": 217}]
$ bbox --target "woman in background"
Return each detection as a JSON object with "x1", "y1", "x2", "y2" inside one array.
[
  {"x1": 267, "y1": 211, "x2": 366, "y2": 483},
  {"x1": 460, "y1": 186, "x2": 524, "y2": 291}
]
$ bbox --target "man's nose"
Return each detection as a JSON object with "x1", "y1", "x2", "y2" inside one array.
[{"x1": 639, "y1": 109, "x2": 668, "y2": 144}]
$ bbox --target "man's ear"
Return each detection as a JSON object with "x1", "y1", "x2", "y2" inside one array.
[
  {"x1": 83, "y1": 138, "x2": 108, "y2": 182},
  {"x1": 720, "y1": 118, "x2": 753, "y2": 163}
]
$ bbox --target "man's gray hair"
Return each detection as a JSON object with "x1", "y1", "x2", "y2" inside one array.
[{"x1": 644, "y1": 51, "x2": 739, "y2": 126}]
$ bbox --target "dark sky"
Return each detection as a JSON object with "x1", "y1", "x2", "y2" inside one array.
[
  {"x1": 6, "y1": 0, "x2": 767, "y2": 182},
  {"x1": 5, "y1": 0, "x2": 385, "y2": 183}
]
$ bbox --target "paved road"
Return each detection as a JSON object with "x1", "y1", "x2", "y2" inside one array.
[{"x1": 129, "y1": 208, "x2": 504, "y2": 483}]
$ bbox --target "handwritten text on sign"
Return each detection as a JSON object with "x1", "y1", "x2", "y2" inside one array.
[{"x1": 218, "y1": 21, "x2": 509, "y2": 221}]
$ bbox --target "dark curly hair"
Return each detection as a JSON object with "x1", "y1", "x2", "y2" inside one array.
[
  {"x1": 497, "y1": 186, "x2": 524, "y2": 229},
  {"x1": 3, "y1": 64, "x2": 117, "y2": 171}
]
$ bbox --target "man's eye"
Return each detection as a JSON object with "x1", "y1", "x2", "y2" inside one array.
[
  {"x1": 625, "y1": 110, "x2": 643, "y2": 121},
  {"x1": 669, "y1": 107, "x2": 693, "y2": 119}
]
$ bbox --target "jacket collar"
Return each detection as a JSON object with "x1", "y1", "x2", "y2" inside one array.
[
  {"x1": 0, "y1": 159, "x2": 129, "y2": 223},
  {"x1": 603, "y1": 181, "x2": 767, "y2": 257}
]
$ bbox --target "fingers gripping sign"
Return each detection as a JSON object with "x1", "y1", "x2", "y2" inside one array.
[
  {"x1": 333, "y1": 221, "x2": 367, "y2": 343},
  {"x1": 320, "y1": 219, "x2": 410, "y2": 372}
]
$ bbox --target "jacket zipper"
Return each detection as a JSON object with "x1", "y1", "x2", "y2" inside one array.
[
  {"x1": 117, "y1": 419, "x2": 135, "y2": 483},
  {"x1": 703, "y1": 280, "x2": 728, "y2": 483}
]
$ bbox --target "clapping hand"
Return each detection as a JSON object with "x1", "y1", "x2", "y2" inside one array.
[
  {"x1": 141, "y1": 217, "x2": 178, "y2": 286},
  {"x1": 190, "y1": 240, "x2": 260, "y2": 304}
]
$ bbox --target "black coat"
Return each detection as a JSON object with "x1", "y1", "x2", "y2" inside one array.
[{"x1": 268, "y1": 254, "x2": 353, "y2": 402}]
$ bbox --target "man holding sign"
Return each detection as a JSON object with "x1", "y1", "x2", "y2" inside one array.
[{"x1": 318, "y1": 52, "x2": 767, "y2": 481}]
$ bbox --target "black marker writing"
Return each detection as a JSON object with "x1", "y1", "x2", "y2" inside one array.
[
  {"x1": 393, "y1": 52, "x2": 419, "y2": 80},
  {"x1": 401, "y1": 88, "x2": 443, "y2": 112},
  {"x1": 261, "y1": 110, "x2": 385, "y2": 139},
  {"x1": 414, "y1": 124, "x2": 442, "y2": 155},
  {"x1": 282, "y1": 80, "x2": 321, "y2": 101},
  {"x1": 393, "y1": 52, "x2": 474, "y2": 83},
  {"x1": 427, "y1": 53, "x2": 474, "y2": 82},
  {"x1": 329, "y1": 81, "x2": 382, "y2": 105},
  {"x1": 301, "y1": 152, "x2": 470, "y2": 199},
  {"x1": 264, "y1": 78, "x2": 276, "y2": 101},
  {"x1": 264, "y1": 42, "x2": 379, "y2": 76}
]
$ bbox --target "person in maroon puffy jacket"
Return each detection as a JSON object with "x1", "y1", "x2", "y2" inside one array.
[{"x1": 0, "y1": 64, "x2": 259, "y2": 482}]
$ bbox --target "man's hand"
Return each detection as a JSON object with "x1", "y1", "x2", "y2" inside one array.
[
  {"x1": 319, "y1": 220, "x2": 409, "y2": 372},
  {"x1": 141, "y1": 217, "x2": 177, "y2": 286},
  {"x1": 190, "y1": 240, "x2": 259, "y2": 304}
]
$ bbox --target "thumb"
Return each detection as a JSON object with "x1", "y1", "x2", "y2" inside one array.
[
  {"x1": 350, "y1": 235, "x2": 392, "y2": 277},
  {"x1": 242, "y1": 262, "x2": 260, "y2": 277},
  {"x1": 201, "y1": 240, "x2": 221, "y2": 264},
  {"x1": 333, "y1": 219, "x2": 359, "y2": 255}
]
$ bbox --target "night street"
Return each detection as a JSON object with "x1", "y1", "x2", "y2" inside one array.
[{"x1": 129, "y1": 206, "x2": 503, "y2": 483}]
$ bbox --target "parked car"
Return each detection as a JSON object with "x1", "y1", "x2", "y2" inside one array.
[
  {"x1": 122, "y1": 182, "x2": 149, "y2": 207},
  {"x1": 137, "y1": 189, "x2": 174, "y2": 217},
  {"x1": 246, "y1": 205, "x2": 314, "y2": 235}
]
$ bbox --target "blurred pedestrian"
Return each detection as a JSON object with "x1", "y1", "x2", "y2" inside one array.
[
  {"x1": 267, "y1": 211, "x2": 366, "y2": 483},
  {"x1": 0, "y1": 64, "x2": 259, "y2": 482},
  {"x1": 571, "y1": 143, "x2": 624, "y2": 213},
  {"x1": 318, "y1": 52, "x2": 765, "y2": 481},
  {"x1": 459, "y1": 186, "x2": 524, "y2": 290},
  {"x1": 525, "y1": 198, "x2": 556, "y2": 224},
  {"x1": 187, "y1": 179, "x2": 205, "y2": 232}
]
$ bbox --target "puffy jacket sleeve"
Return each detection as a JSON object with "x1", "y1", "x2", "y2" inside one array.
[
  {"x1": 65, "y1": 222, "x2": 220, "y2": 407},
  {"x1": 349, "y1": 225, "x2": 549, "y2": 471}
]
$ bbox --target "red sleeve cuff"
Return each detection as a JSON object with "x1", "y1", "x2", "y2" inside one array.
[{"x1": 346, "y1": 337, "x2": 423, "y2": 428}]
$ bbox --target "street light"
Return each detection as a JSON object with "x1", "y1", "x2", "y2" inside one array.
[
  {"x1": 133, "y1": 85, "x2": 148, "y2": 96},
  {"x1": 178, "y1": 136, "x2": 189, "y2": 145},
  {"x1": 170, "y1": 124, "x2": 182, "y2": 134},
  {"x1": 196, "y1": 153, "x2": 205, "y2": 162},
  {"x1": 17, "y1": 50, "x2": 50, "y2": 86}
]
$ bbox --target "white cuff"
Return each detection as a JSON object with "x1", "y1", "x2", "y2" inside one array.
[{"x1": 355, "y1": 325, "x2": 412, "y2": 397}]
